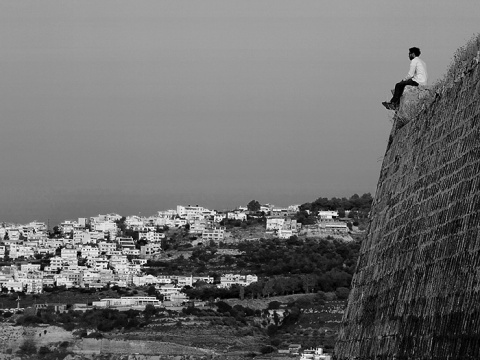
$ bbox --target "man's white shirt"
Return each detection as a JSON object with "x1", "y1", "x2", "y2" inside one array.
[{"x1": 405, "y1": 57, "x2": 428, "y2": 85}]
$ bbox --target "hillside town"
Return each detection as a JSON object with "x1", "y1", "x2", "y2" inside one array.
[{"x1": 0, "y1": 203, "x2": 352, "y2": 302}]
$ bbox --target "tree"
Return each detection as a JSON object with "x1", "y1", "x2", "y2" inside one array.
[
  {"x1": 266, "y1": 324, "x2": 278, "y2": 337},
  {"x1": 18, "y1": 338, "x2": 37, "y2": 355},
  {"x1": 335, "y1": 286, "x2": 350, "y2": 300},
  {"x1": 143, "y1": 304, "x2": 157, "y2": 321},
  {"x1": 262, "y1": 279, "x2": 275, "y2": 298},
  {"x1": 273, "y1": 311, "x2": 280, "y2": 326},
  {"x1": 147, "y1": 285, "x2": 156, "y2": 296},
  {"x1": 247, "y1": 200, "x2": 261, "y2": 212},
  {"x1": 267, "y1": 301, "x2": 281, "y2": 310}
]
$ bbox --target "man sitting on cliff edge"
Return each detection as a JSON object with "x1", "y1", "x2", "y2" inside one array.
[{"x1": 383, "y1": 47, "x2": 428, "y2": 110}]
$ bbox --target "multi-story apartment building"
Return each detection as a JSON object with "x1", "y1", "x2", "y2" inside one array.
[
  {"x1": 59, "y1": 220, "x2": 77, "y2": 236},
  {"x1": 93, "y1": 221, "x2": 117, "y2": 234},
  {"x1": 131, "y1": 259, "x2": 147, "y2": 266},
  {"x1": 98, "y1": 242, "x2": 117, "y2": 255},
  {"x1": 23, "y1": 278, "x2": 43, "y2": 294},
  {"x1": 132, "y1": 274, "x2": 159, "y2": 286},
  {"x1": 176, "y1": 205, "x2": 215, "y2": 221},
  {"x1": 83, "y1": 270, "x2": 101, "y2": 286},
  {"x1": 157, "y1": 284, "x2": 184, "y2": 301},
  {"x1": 109, "y1": 255, "x2": 128, "y2": 270},
  {"x1": 2, "y1": 280, "x2": 24, "y2": 292},
  {"x1": 117, "y1": 237, "x2": 135, "y2": 252},
  {"x1": 55, "y1": 275, "x2": 74, "y2": 288},
  {"x1": 226, "y1": 211, "x2": 247, "y2": 221},
  {"x1": 86, "y1": 257, "x2": 109, "y2": 270},
  {"x1": 278, "y1": 229, "x2": 295, "y2": 239},
  {"x1": 6, "y1": 229, "x2": 21, "y2": 241},
  {"x1": 48, "y1": 255, "x2": 77, "y2": 270},
  {"x1": 77, "y1": 218, "x2": 90, "y2": 229},
  {"x1": 61, "y1": 247, "x2": 77, "y2": 260},
  {"x1": 138, "y1": 231, "x2": 165, "y2": 242},
  {"x1": 60, "y1": 269, "x2": 83, "y2": 287},
  {"x1": 156, "y1": 275, "x2": 173, "y2": 284},
  {"x1": 260, "y1": 204, "x2": 274, "y2": 214},
  {"x1": 125, "y1": 216, "x2": 144, "y2": 228},
  {"x1": 73, "y1": 230, "x2": 93, "y2": 245},
  {"x1": 266, "y1": 217, "x2": 285, "y2": 231},
  {"x1": 202, "y1": 228, "x2": 225, "y2": 242},
  {"x1": 8, "y1": 244, "x2": 35, "y2": 260},
  {"x1": 323, "y1": 222, "x2": 349, "y2": 233},
  {"x1": 189, "y1": 220, "x2": 207, "y2": 234},
  {"x1": 90, "y1": 213, "x2": 122, "y2": 223},
  {"x1": 317, "y1": 211, "x2": 339, "y2": 220},
  {"x1": 98, "y1": 269, "x2": 115, "y2": 285},
  {"x1": 122, "y1": 248, "x2": 140, "y2": 256},
  {"x1": 219, "y1": 274, "x2": 258, "y2": 288},
  {"x1": 20, "y1": 264, "x2": 41, "y2": 272},
  {"x1": 213, "y1": 213, "x2": 227, "y2": 223},
  {"x1": 49, "y1": 256, "x2": 64, "y2": 270},
  {"x1": 270, "y1": 208, "x2": 293, "y2": 217},
  {"x1": 44, "y1": 239, "x2": 64, "y2": 249},
  {"x1": 81, "y1": 245, "x2": 99, "y2": 258},
  {"x1": 176, "y1": 275, "x2": 215, "y2": 287},
  {"x1": 139, "y1": 243, "x2": 162, "y2": 259},
  {"x1": 266, "y1": 217, "x2": 298, "y2": 232},
  {"x1": 36, "y1": 247, "x2": 56, "y2": 256}
]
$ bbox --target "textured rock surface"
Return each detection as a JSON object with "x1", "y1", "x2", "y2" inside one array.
[
  {"x1": 396, "y1": 85, "x2": 433, "y2": 121},
  {"x1": 335, "y1": 59, "x2": 480, "y2": 359}
]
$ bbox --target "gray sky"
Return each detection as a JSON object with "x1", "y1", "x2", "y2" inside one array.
[{"x1": 1, "y1": 0, "x2": 479, "y2": 225}]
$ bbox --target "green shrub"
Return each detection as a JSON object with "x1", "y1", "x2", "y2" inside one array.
[
  {"x1": 335, "y1": 286, "x2": 350, "y2": 300},
  {"x1": 260, "y1": 345, "x2": 276, "y2": 354},
  {"x1": 17, "y1": 339, "x2": 37, "y2": 355}
]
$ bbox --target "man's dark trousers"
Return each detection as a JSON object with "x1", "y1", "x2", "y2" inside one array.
[{"x1": 390, "y1": 78, "x2": 419, "y2": 105}]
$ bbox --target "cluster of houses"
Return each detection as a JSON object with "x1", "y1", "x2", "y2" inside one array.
[{"x1": 0, "y1": 204, "x2": 347, "y2": 297}]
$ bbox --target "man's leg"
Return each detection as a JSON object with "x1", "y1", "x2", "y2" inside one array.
[{"x1": 390, "y1": 79, "x2": 418, "y2": 105}]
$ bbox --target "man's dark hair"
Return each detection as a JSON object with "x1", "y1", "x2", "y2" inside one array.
[{"x1": 409, "y1": 47, "x2": 421, "y2": 57}]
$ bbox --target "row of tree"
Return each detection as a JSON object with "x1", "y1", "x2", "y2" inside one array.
[{"x1": 300, "y1": 193, "x2": 373, "y2": 215}]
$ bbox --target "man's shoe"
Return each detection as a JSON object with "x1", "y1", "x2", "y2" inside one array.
[
  {"x1": 382, "y1": 101, "x2": 394, "y2": 110},
  {"x1": 382, "y1": 101, "x2": 398, "y2": 110}
]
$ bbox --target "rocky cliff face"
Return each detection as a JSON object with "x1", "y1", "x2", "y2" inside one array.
[{"x1": 335, "y1": 43, "x2": 480, "y2": 359}]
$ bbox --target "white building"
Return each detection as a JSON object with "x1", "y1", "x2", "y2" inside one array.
[
  {"x1": 219, "y1": 274, "x2": 258, "y2": 288},
  {"x1": 227, "y1": 211, "x2": 247, "y2": 221},
  {"x1": 324, "y1": 223, "x2": 349, "y2": 233},
  {"x1": 213, "y1": 213, "x2": 227, "y2": 223},
  {"x1": 266, "y1": 217, "x2": 285, "y2": 231},
  {"x1": 73, "y1": 230, "x2": 93, "y2": 245},
  {"x1": 61, "y1": 247, "x2": 78, "y2": 260},
  {"x1": 138, "y1": 231, "x2": 165, "y2": 242},
  {"x1": 81, "y1": 246, "x2": 99, "y2": 258},
  {"x1": 98, "y1": 242, "x2": 117, "y2": 255},
  {"x1": 317, "y1": 211, "x2": 339, "y2": 220},
  {"x1": 93, "y1": 221, "x2": 117, "y2": 234},
  {"x1": 158, "y1": 284, "x2": 188, "y2": 303},
  {"x1": 278, "y1": 229, "x2": 295, "y2": 239},
  {"x1": 109, "y1": 255, "x2": 128, "y2": 269},
  {"x1": 8, "y1": 244, "x2": 35, "y2": 260},
  {"x1": 86, "y1": 257, "x2": 109, "y2": 270},
  {"x1": 140, "y1": 243, "x2": 162, "y2": 258},
  {"x1": 202, "y1": 228, "x2": 225, "y2": 242},
  {"x1": 132, "y1": 274, "x2": 160, "y2": 286}
]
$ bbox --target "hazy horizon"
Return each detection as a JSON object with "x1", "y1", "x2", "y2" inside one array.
[
  {"x1": 2, "y1": 187, "x2": 371, "y2": 227},
  {"x1": 1, "y1": 1, "x2": 478, "y2": 226}
]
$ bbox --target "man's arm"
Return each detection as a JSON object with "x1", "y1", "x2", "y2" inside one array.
[{"x1": 403, "y1": 59, "x2": 417, "y2": 81}]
